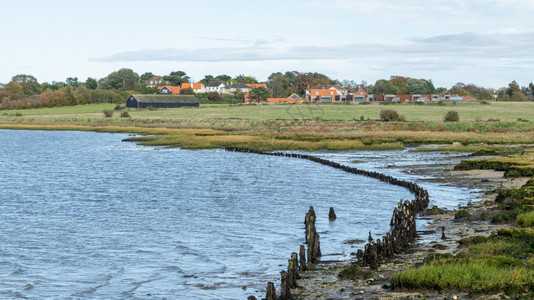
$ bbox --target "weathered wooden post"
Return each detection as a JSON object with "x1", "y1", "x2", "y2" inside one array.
[
  {"x1": 288, "y1": 252, "x2": 299, "y2": 288},
  {"x1": 266, "y1": 282, "x2": 277, "y2": 300},
  {"x1": 299, "y1": 245, "x2": 307, "y2": 271},
  {"x1": 280, "y1": 270, "x2": 291, "y2": 300},
  {"x1": 328, "y1": 207, "x2": 337, "y2": 221}
]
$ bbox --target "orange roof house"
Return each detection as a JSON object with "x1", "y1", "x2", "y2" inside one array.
[
  {"x1": 157, "y1": 86, "x2": 181, "y2": 95},
  {"x1": 181, "y1": 83, "x2": 206, "y2": 93},
  {"x1": 245, "y1": 83, "x2": 267, "y2": 89}
]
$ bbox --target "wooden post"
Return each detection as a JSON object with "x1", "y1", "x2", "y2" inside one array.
[
  {"x1": 328, "y1": 207, "x2": 337, "y2": 221},
  {"x1": 266, "y1": 282, "x2": 277, "y2": 300}
]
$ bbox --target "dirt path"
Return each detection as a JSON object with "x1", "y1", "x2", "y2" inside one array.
[{"x1": 291, "y1": 169, "x2": 529, "y2": 300}]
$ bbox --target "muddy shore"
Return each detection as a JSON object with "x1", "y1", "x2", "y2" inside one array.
[{"x1": 291, "y1": 166, "x2": 529, "y2": 299}]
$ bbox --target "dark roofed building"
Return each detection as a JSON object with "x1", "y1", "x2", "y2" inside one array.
[{"x1": 126, "y1": 94, "x2": 199, "y2": 109}]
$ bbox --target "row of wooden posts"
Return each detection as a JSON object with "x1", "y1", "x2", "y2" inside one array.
[{"x1": 226, "y1": 147, "x2": 430, "y2": 299}]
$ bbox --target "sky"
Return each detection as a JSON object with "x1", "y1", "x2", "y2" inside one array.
[{"x1": 1, "y1": 0, "x2": 534, "y2": 89}]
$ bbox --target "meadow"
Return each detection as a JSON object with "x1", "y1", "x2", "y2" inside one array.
[{"x1": 1, "y1": 101, "x2": 534, "y2": 151}]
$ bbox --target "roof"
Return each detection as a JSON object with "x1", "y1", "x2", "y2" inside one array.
[
  {"x1": 206, "y1": 82, "x2": 226, "y2": 88},
  {"x1": 181, "y1": 83, "x2": 204, "y2": 89},
  {"x1": 157, "y1": 85, "x2": 181, "y2": 95},
  {"x1": 245, "y1": 83, "x2": 267, "y2": 89},
  {"x1": 310, "y1": 85, "x2": 343, "y2": 90},
  {"x1": 287, "y1": 93, "x2": 301, "y2": 99},
  {"x1": 131, "y1": 94, "x2": 199, "y2": 103},
  {"x1": 229, "y1": 83, "x2": 251, "y2": 89}
]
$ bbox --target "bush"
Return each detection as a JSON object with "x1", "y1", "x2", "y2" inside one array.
[
  {"x1": 444, "y1": 110, "x2": 459, "y2": 122},
  {"x1": 103, "y1": 109, "x2": 114, "y2": 117},
  {"x1": 380, "y1": 109, "x2": 405, "y2": 122},
  {"x1": 455, "y1": 209, "x2": 471, "y2": 219},
  {"x1": 120, "y1": 111, "x2": 131, "y2": 118}
]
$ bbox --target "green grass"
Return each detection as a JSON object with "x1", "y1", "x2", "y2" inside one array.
[
  {"x1": 2, "y1": 102, "x2": 534, "y2": 151},
  {"x1": 392, "y1": 179, "x2": 534, "y2": 297},
  {"x1": 4, "y1": 101, "x2": 534, "y2": 122}
]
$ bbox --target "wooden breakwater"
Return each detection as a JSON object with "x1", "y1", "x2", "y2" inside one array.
[{"x1": 225, "y1": 147, "x2": 429, "y2": 299}]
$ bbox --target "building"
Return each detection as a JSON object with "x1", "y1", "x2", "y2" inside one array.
[
  {"x1": 157, "y1": 86, "x2": 181, "y2": 95},
  {"x1": 181, "y1": 83, "x2": 206, "y2": 93},
  {"x1": 228, "y1": 83, "x2": 252, "y2": 93},
  {"x1": 245, "y1": 83, "x2": 267, "y2": 89},
  {"x1": 206, "y1": 82, "x2": 227, "y2": 93},
  {"x1": 353, "y1": 88, "x2": 368, "y2": 102},
  {"x1": 125, "y1": 94, "x2": 199, "y2": 109},
  {"x1": 145, "y1": 76, "x2": 169, "y2": 87},
  {"x1": 306, "y1": 85, "x2": 348, "y2": 102}
]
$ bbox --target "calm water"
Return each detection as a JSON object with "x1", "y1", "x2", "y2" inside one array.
[{"x1": 0, "y1": 130, "x2": 479, "y2": 299}]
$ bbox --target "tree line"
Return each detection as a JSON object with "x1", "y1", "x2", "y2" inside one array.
[{"x1": 1, "y1": 69, "x2": 533, "y2": 110}]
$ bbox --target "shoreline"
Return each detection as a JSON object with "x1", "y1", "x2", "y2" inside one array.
[{"x1": 290, "y1": 164, "x2": 529, "y2": 299}]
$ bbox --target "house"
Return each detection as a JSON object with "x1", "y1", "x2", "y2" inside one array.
[
  {"x1": 206, "y1": 82, "x2": 227, "y2": 93},
  {"x1": 181, "y1": 83, "x2": 206, "y2": 93},
  {"x1": 245, "y1": 83, "x2": 267, "y2": 89},
  {"x1": 228, "y1": 83, "x2": 252, "y2": 93},
  {"x1": 125, "y1": 94, "x2": 199, "y2": 109},
  {"x1": 353, "y1": 88, "x2": 368, "y2": 102},
  {"x1": 157, "y1": 86, "x2": 181, "y2": 95},
  {"x1": 306, "y1": 85, "x2": 347, "y2": 102},
  {"x1": 287, "y1": 93, "x2": 301, "y2": 100},
  {"x1": 145, "y1": 76, "x2": 169, "y2": 87},
  {"x1": 462, "y1": 96, "x2": 476, "y2": 101}
]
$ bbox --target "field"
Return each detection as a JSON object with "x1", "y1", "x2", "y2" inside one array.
[{"x1": 1, "y1": 101, "x2": 534, "y2": 151}]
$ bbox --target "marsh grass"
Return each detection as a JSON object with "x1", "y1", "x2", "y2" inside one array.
[
  {"x1": 2, "y1": 102, "x2": 534, "y2": 151},
  {"x1": 393, "y1": 178, "x2": 534, "y2": 297}
]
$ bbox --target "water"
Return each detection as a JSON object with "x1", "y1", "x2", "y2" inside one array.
[{"x1": 0, "y1": 130, "x2": 479, "y2": 299}]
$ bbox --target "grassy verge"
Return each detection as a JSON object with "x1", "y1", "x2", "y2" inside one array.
[{"x1": 391, "y1": 178, "x2": 534, "y2": 297}]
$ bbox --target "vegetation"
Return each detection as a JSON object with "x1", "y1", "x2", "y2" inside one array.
[
  {"x1": 379, "y1": 109, "x2": 405, "y2": 122},
  {"x1": 454, "y1": 150, "x2": 534, "y2": 178},
  {"x1": 1, "y1": 102, "x2": 534, "y2": 151},
  {"x1": 444, "y1": 110, "x2": 459, "y2": 122},
  {"x1": 392, "y1": 178, "x2": 534, "y2": 297}
]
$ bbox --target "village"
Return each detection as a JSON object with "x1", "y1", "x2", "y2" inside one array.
[{"x1": 125, "y1": 76, "x2": 478, "y2": 109}]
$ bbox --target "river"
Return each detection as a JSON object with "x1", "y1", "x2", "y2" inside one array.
[{"x1": 0, "y1": 130, "x2": 479, "y2": 299}]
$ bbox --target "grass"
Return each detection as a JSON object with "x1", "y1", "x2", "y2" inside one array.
[
  {"x1": 454, "y1": 150, "x2": 534, "y2": 177},
  {"x1": 1, "y1": 102, "x2": 534, "y2": 151},
  {"x1": 392, "y1": 178, "x2": 534, "y2": 297}
]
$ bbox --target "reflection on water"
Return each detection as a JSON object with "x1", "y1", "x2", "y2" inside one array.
[{"x1": 0, "y1": 130, "x2": 477, "y2": 299}]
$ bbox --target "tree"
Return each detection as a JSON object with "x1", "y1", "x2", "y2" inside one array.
[
  {"x1": 267, "y1": 72, "x2": 290, "y2": 98},
  {"x1": 373, "y1": 79, "x2": 399, "y2": 94},
  {"x1": 233, "y1": 74, "x2": 257, "y2": 84},
  {"x1": 85, "y1": 77, "x2": 98, "y2": 90},
  {"x1": 180, "y1": 88, "x2": 194, "y2": 95},
  {"x1": 98, "y1": 68, "x2": 139, "y2": 90},
  {"x1": 249, "y1": 87, "x2": 270, "y2": 102},
  {"x1": 207, "y1": 91, "x2": 221, "y2": 101},
  {"x1": 3, "y1": 81, "x2": 24, "y2": 95},
  {"x1": 66, "y1": 77, "x2": 79, "y2": 88},
  {"x1": 12, "y1": 74, "x2": 40, "y2": 95},
  {"x1": 215, "y1": 74, "x2": 232, "y2": 82},
  {"x1": 405, "y1": 78, "x2": 434, "y2": 94},
  {"x1": 200, "y1": 75, "x2": 215, "y2": 85},
  {"x1": 163, "y1": 71, "x2": 190, "y2": 86},
  {"x1": 139, "y1": 72, "x2": 155, "y2": 82},
  {"x1": 497, "y1": 80, "x2": 527, "y2": 101}
]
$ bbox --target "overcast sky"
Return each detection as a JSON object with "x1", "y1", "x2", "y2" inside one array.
[{"x1": 1, "y1": 0, "x2": 533, "y2": 88}]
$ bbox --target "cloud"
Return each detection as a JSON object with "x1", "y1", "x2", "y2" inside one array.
[{"x1": 91, "y1": 31, "x2": 534, "y2": 70}]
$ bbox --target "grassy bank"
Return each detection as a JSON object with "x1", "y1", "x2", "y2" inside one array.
[
  {"x1": 391, "y1": 175, "x2": 534, "y2": 297},
  {"x1": 1, "y1": 102, "x2": 534, "y2": 151}
]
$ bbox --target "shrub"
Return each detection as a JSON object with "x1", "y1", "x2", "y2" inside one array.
[
  {"x1": 114, "y1": 104, "x2": 125, "y2": 111},
  {"x1": 455, "y1": 209, "x2": 471, "y2": 219},
  {"x1": 444, "y1": 110, "x2": 459, "y2": 122},
  {"x1": 380, "y1": 109, "x2": 405, "y2": 122},
  {"x1": 102, "y1": 109, "x2": 114, "y2": 117},
  {"x1": 120, "y1": 111, "x2": 131, "y2": 118}
]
